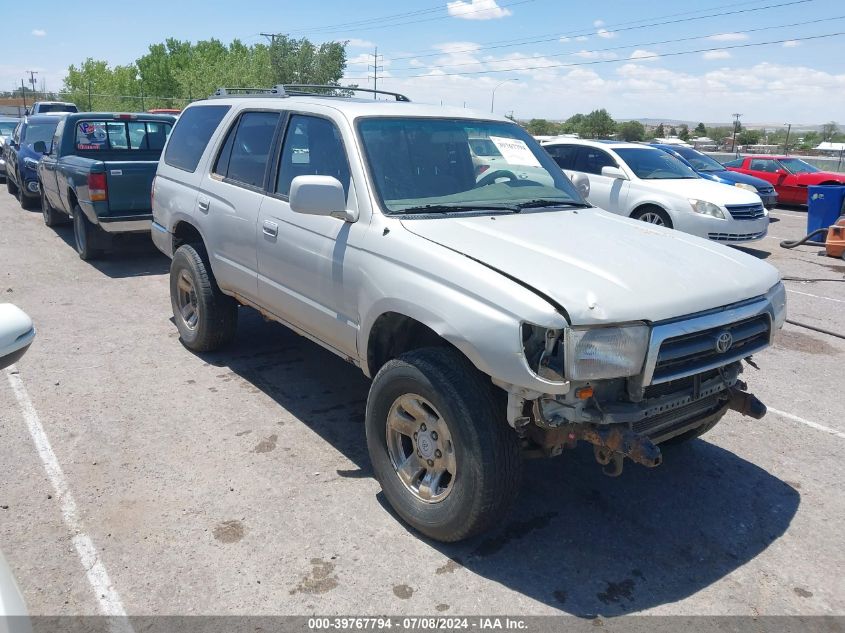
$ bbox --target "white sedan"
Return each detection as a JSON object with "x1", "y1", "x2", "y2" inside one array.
[{"x1": 542, "y1": 139, "x2": 769, "y2": 243}]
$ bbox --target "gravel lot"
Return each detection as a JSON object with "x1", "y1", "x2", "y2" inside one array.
[{"x1": 0, "y1": 193, "x2": 843, "y2": 619}]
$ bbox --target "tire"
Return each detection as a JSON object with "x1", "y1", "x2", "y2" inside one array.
[
  {"x1": 632, "y1": 205, "x2": 673, "y2": 228},
  {"x1": 365, "y1": 347, "x2": 521, "y2": 542},
  {"x1": 6, "y1": 175, "x2": 18, "y2": 196},
  {"x1": 169, "y1": 244, "x2": 238, "y2": 352},
  {"x1": 19, "y1": 190, "x2": 38, "y2": 210},
  {"x1": 660, "y1": 407, "x2": 727, "y2": 446},
  {"x1": 72, "y1": 205, "x2": 105, "y2": 260},
  {"x1": 41, "y1": 188, "x2": 66, "y2": 227}
]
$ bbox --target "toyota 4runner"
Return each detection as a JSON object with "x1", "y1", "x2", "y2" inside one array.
[{"x1": 151, "y1": 85, "x2": 786, "y2": 542}]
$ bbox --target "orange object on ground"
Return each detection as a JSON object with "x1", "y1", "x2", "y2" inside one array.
[{"x1": 827, "y1": 216, "x2": 845, "y2": 259}]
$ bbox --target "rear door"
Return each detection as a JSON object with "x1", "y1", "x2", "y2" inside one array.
[{"x1": 574, "y1": 146, "x2": 629, "y2": 213}]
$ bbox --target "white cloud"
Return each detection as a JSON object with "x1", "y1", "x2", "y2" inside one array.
[
  {"x1": 629, "y1": 50, "x2": 659, "y2": 62},
  {"x1": 593, "y1": 19, "x2": 605, "y2": 27},
  {"x1": 31, "y1": 29, "x2": 46, "y2": 37},
  {"x1": 596, "y1": 28, "x2": 616, "y2": 39},
  {"x1": 559, "y1": 37, "x2": 570, "y2": 43},
  {"x1": 783, "y1": 40, "x2": 800, "y2": 48},
  {"x1": 345, "y1": 38, "x2": 374, "y2": 49},
  {"x1": 573, "y1": 49, "x2": 617, "y2": 60},
  {"x1": 347, "y1": 53, "x2": 372, "y2": 66},
  {"x1": 575, "y1": 35, "x2": 588, "y2": 42},
  {"x1": 703, "y1": 50, "x2": 731, "y2": 60},
  {"x1": 707, "y1": 32, "x2": 748, "y2": 42},
  {"x1": 446, "y1": 0, "x2": 512, "y2": 21}
]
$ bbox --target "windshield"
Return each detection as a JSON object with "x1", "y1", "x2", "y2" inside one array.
[
  {"x1": 357, "y1": 117, "x2": 583, "y2": 214},
  {"x1": 674, "y1": 147, "x2": 725, "y2": 172},
  {"x1": 22, "y1": 121, "x2": 59, "y2": 146},
  {"x1": 778, "y1": 158, "x2": 819, "y2": 174},
  {"x1": 0, "y1": 121, "x2": 17, "y2": 136},
  {"x1": 615, "y1": 147, "x2": 699, "y2": 179}
]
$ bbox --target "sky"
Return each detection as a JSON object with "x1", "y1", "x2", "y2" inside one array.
[{"x1": 4, "y1": 0, "x2": 845, "y2": 125}]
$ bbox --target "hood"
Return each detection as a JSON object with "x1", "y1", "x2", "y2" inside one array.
[
  {"x1": 401, "y1": 209, "x2": 779, "y2": 325},
  {"x1": 637, "y1": 178, "x2": 762, "y2": 206},
  {"x1": 701, "y1": 169, "x2": 772, "y2": 189}
]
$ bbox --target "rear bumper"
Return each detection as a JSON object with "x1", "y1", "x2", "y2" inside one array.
[
  {"x1": 97, "y1": 214, "x2": 152, "y2": 233},
  {"x1": 150, "y1": 221, "x2": 174, "y2": 257}
]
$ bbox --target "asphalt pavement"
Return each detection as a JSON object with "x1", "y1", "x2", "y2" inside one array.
[{"x1": 0, "y1": 194, "x2": 843, "y2": 619}]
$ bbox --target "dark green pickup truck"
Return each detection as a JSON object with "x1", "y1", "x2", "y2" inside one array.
[{"x1": 38, "y1": 112, "x2": 176, "y2": 259}]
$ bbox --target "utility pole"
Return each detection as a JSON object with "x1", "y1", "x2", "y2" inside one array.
[
  {"x1": 88, "y1": 80, "x2": 93, "y2": 111},
  {"x1": 26, "y1": 70, "x2": 38, "y2": 94},
  {"x1": 140, "y1": 83, "x2": 146, "y2": 111},
  {"x1": 260, "y1": 33, "x2": 279, "y2": 45},
  {"x1": 368, "y1": 47, "x2": 383, "y2": 99},
  {"x1": 783, "y1": 123, "x2": 792, "y2": 156},
  {"x1": 731, "y1": 113, "x2": 742, "y2": 156},
  {"x1": 20, "y1": 79, "x2": 27, "y2": 111}
]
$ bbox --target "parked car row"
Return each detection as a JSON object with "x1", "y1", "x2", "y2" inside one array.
[
  {"x1": 723, "y1": 155, "x2": 845, "y2": 206},
  {"x1": 4, "y1": 86, "x2": 786, "y2": 542}
]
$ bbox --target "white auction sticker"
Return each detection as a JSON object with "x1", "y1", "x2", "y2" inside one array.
[{"x1": 488, "y1": 136, "x2": 542, "y2": 168}]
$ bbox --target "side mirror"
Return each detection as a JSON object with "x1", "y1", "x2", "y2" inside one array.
[
  {"x1": 33, "y1": 140, "x2": 47, "y2": 154},
  {"x1": 289, "y1": 175, "x2": 357, "y2": 222},
  {"x1": 569, "y1": 172, "x2": 591, "y2": 199},
  {"x1": 601, "y1": 166, "x2": 628, "y2": 180},
  {"x1": 0, "y1": 304, "x2": 35, "y2": 371}
]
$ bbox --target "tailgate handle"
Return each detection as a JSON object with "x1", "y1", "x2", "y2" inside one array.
[
  {"x1": 198, "y1": 197, "x2": 210, "y2": 213},
  {"x1": 263, "y1": 220, "x2": 278, "y2": 238}
]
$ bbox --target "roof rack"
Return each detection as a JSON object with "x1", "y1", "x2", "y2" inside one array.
[{"x1": 209, "y1": 84, "x2": 410, "y2": 102}]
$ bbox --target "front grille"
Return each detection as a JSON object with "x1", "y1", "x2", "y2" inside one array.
[
  {"x1": 632, "y1": 394, "x2": 724, "y2": 436},
  {"x1": 643, "y1": 369, "x2": 720, "y2": 400},
  {"x1": 653, "y1": 314, "x2": 770, "y2": 383},
  {"x1": 725, "y1": 202, "x2": 766, "y2": 220},
  {"x1": 708, "y1": 229, "x2": 767, "y2": 242}
]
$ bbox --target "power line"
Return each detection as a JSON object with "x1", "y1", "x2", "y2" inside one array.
[
  {"x1": 346, "y1": 31, "x2": 845, "y2": 80},
  {"x1": 386, "y1": 13, "x2": 845, "y2": 73},
  {"x1": 385, "y1": 0, "x2": 813, "y2": 63}
]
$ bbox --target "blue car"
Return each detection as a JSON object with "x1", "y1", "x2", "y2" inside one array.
[
  {"x1": 3, "y1": 114, "x2": 67, "y2": 209},
  {"x1": 651, "y1": 144, "x2": 778, "y2": 209}
]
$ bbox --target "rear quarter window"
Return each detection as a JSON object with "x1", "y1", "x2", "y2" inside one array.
[{"x1": 164, "y1": 105, "x2": 231, "y2": 173}]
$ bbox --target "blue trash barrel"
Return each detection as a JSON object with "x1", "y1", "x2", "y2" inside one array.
[{"x1": 807, "y1": 185, "x2": 845, "y2": 235}]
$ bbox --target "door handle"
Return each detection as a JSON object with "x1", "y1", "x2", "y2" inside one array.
[
  {"x1": 263, "y1": 220, "x2": 279, "y2": 238},
  {"x1": 198, "y1": 197, "x2": 210, "y2": 213}
]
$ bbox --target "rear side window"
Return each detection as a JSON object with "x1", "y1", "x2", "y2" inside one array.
[
  {"x1": 164, "y1": 105, "x2": 230, "y2": 172},
  {"x1": 276, "y1": 115, "x2": 351, "y2": 197},
  {"x1": 723, "y1": 158, "x2": 744, "y2": 168},
  {"x1": 545, "y1": 144, "x2": 578, "y2": 169},
  {"x1": 750, "y1": 159, "x2": 777, "y2": 172},
  {"x1": 575, "y1": 147, "x2": 617, "y2": 175},
  {"x1": 213, "y1": 111, "x2": 280, "y2": 188}
]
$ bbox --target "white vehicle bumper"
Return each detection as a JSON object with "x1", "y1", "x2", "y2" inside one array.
[{"x1": 674, "y1": 210, "x2": 769, "y2": 244}]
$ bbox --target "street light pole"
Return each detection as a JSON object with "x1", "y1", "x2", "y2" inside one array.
[
  {"x1": 783, "y1": 123, "x2": 792, "y2": 156},
  {"x1": 491, "y1": 78, "x2": 518, "y2": 113}
]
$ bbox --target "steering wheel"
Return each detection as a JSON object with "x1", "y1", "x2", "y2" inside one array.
[{"x1": 476, "y1": 169, "x2": 519, "y2": 188}]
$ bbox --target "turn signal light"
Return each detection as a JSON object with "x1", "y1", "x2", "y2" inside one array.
[{"x1": 575, "y1": 386, "x2": 594, "y2": 400}]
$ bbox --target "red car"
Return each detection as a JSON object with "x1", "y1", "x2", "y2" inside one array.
[{"x1": 723, "y1": 155, "x2": 845, "y2": 205}]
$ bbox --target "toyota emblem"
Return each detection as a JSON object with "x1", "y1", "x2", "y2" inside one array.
[{"x1": 715, "y1": 331, "x2": 733, "y2": 353}]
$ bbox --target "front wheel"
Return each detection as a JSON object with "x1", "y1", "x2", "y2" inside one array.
[
  {"x1": 169, "y1": 244, "x2": 238, "y2": 352},
  {"x1": 6, "y1": 176, "x2": 18, "y2": 196},
  {"x1": 365, "y1": 347, "x2": 521, "y2": 542},
  {"x1": 632, "y1": 206, "x2": 673, "y2": 228}
]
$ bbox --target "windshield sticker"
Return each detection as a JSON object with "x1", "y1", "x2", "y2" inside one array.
[{"x1": 488, "y1": 136, "x2": 542, "y2": 168}]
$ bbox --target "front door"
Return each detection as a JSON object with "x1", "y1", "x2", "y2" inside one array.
[
  {"x1": 257, "y1": 113, "x2": 363, "y2": 358},
  {"x1": 574, "y1": 146, "x2": 629, "y2": 214}
]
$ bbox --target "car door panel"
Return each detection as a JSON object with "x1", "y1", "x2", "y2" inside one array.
[
  {"x1": 573, "y1": 146, "x2": 628, "y2": 213},
  {"x1": 257, "y1": 114, "x2": 361, "y2": 358}
]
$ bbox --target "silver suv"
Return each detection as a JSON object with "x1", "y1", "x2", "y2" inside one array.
[{"x1": 152, "y1": 85, "x2": 786, "y2": 542}]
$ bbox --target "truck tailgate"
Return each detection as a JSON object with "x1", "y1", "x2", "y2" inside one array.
[{"x1": 104, "y1": 161, "x2": 158, "y2": 214}]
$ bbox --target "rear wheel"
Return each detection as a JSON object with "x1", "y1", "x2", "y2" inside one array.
[
  {"x1": 72, "y1": 205, "x2": 105, "y2": 260},
  {"x1": 365, "y1": 347, "x2": 522, "y2": 542},
  {"x1": 169, "y1": 244, "x2": 238, "y2": 352},
  {"x1": 632, "y1": 206, "x2": 672, "y2": 228}
]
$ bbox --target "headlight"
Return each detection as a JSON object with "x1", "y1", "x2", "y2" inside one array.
[
  {"x1": 23, "y1": 157, "x2": 39, "y2": 170},
  {"x1": 688, "y1": 199, "x2": 725, "y2": 219},
  {"x1": 564, "y1": 324, "x2": 650, "y2": 380},
  {"x1": 766, "y1": 281, "x2": 787, "y2": 330},
  {"x1": 734, "y1": 182, "x2": 757, "y2": 193}
]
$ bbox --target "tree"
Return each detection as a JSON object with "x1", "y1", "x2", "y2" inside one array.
[
  {"x1": 654, "y1": 123, "x2": 665, "y2": 138},
  {"x1": 560, "y1": 113, "x2": 585, "y2": 134},
  {"x1": 618, "y1": 120, "x2": 645, "y2": 142},
  {"x1": 526, "y1": 118, "x2": 557, "y2": 136},
  {"x1": 678, "y1": 124, "x2": 690, "y2": 141},
  {"x1": 694, "y1": 122, "x2": 707, "y2": 136},
  {"x1": 737, "y1": 129, "x2": 762, "y2": 146},
  {"x1": 821, "y1": 121, "x2": 839, "y2": 141},
  {"x1": 578, "y1": 109, "x2": 616, "y2": 139},
  {"x1": 669, "y1": 126, "x2": 677, "y2": 137}
]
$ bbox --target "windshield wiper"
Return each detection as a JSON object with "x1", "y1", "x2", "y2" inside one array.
[
  {"x1": 513, "y1": 199, "x2": 592, "y2": 210},
  {"x1": 396, "y1": 203, "x2": 522, "y2": 215}
]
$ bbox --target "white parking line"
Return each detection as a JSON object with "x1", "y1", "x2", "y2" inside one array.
[
  {"x1": 769, "y1": 407, "x2": 845, "y2": 440},
  {"x1": 5, "y1": 367, "x2": 133, "y2": 632},
  {"x1": 771, "y1": 211, "x2": 807, "y2": 219},
  {"x1": 787, "y1": 288, "x2": 845, "y2": 304}
]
